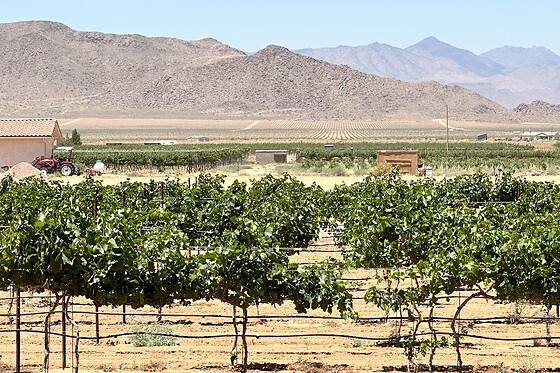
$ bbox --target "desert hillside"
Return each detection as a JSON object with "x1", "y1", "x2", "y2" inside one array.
[{"x1": 0, "y1": 21, "x2": 553, "y2": 122}]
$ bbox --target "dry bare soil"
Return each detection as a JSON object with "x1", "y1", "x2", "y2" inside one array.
[{"x1": 1, "y1": 266, "x2": 559, "y2": 373}]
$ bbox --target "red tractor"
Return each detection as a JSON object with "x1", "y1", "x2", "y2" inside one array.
[{"x1": 31, "y1": 147, "x2": 76, "y2": 176}]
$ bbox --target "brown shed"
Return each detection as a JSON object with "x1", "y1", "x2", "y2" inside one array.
[
  {"x1": 377, "y1": 150, "x2": 419, "y2": 176},
  {"x1": 255, "y1": 150, "x2": 288, "y2": 164},
  {"x1": 0, "y1": 118, "x2": 63, "y2": 168}
]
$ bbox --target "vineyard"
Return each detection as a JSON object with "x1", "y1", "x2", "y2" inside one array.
[
  {"x1": 57, "y1": 146, "x2": 249, "y2": 173},
  {"x1": 61, "y1": 117, "x2": 541, "y2": 143},
  {"x1": 61, "y1": 141, "x2": 560, "y2": 174},
  {"x1": 2, "y1": 173, "x2": 560, "y2": 372}
]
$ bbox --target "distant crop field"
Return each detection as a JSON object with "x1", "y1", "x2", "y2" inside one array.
[{"x1": 58, "y1": 118, "x2": 543, "y2": 144}]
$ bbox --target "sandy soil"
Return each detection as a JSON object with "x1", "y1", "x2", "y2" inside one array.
[
  {"x1": 1, "y1": 271, "x2": 559, "y2": 373},
  {"x1": 51, "y1": 161, "x2": 560, "y2": 190},
  {"x1": 50, "y1": 163, "x2": 370, "y2": 190}
]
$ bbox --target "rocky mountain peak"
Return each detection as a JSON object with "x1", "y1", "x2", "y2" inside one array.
[{"x1": 254, "y1": 44, "x2": 293, "y2": 58}]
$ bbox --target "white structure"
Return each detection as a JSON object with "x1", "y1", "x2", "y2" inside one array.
[
  {"x1": 518, "y1": 131, "x2": 560, "y2": 141},
  {"x1": 0, "y1": 118, "x2": 62, "y2": 168},
  {"x1": 92, "y1": 160, "x2": 105, "y2": 173}
]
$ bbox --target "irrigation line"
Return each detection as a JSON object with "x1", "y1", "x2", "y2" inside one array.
[
  {"x1": 2, "y1": 328, "x2": 560, "y2": 343},
  {"x1": 3, "y1": 307, "x2": 559, "y2": 323}
]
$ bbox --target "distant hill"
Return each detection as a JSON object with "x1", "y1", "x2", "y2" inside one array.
[
  {"x1": 0, "y1": 21, "x2": 554, "y2": 122},
  {"x1": 481, "y1": 46, "x2": 560, "y2": 70},
  {"x1": 297, "y1": 37, "x2": 560, "y2": 109},
  {"x1": 513, "y1": 100, "x2": 560, "y2": 123},
  {"x1": 0, "y1": 21, "x2": 245, "y2": 117}
]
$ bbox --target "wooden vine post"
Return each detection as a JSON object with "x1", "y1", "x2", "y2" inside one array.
[{"x1": 15, "y1": 287, "x2": 21, "y2": 373}]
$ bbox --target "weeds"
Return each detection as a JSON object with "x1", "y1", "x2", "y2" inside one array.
[
  {"x1": 129, "y1": 323, "x2": 179, "y2": 347},
  {"x1": 506, "y1": 301, "x2": 526, "y2": 324},
  {"x1": 370, "y1": 162, "x2": 395, "y2": 176},
  {"x1": 351, "y1": 338, "x2": 363, "y2": 348},
  {"x1": 96, "y1": 363, "x2": 115, "y2": 372},
  {"x1": 140, "y1": 360, "x2": 168, "y2": 372},
  {"x1": 321, "y1": 162, "x2": 347, "y2": 176},
  {"x1": 516, "y1": 353, "x2": 538, "y2": 373}
]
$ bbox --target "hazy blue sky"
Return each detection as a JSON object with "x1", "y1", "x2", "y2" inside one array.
[{"x1": 2, "y1": 0, "x2": 559, "y2": 55}]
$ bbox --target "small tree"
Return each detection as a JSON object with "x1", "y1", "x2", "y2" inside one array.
[
  {"x1": 71, "y1": 128, "x2": 82, "y2": 145},
  {"x1": 61, "y1": 129, "x2": 82, "y2": 146}
]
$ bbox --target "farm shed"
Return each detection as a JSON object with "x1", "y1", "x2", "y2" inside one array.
[
  {"x1": 255, "y1": 150, "x2": 288, "y2": 164},
  {"x1": 477, "y1": 133, "x2": 488, "y2": 141},
  {"x1": 0, "y1": 118, "x2": 62, "y2": 168},
  {"x1": 377, "y1": 150, "x2": 418, "y2": 176}
]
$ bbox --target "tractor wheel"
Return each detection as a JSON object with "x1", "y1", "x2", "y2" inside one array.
[
  {"x1": 59, "y1": 164, "x2": 74, "y2": 176},
  {"x1": 39, "y1": 168, "x2": 49, "y2": 176}
]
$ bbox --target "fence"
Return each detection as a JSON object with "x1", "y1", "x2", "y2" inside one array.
[{"x1": 2, "y1": 275, "x2": 560, "y2": 372}]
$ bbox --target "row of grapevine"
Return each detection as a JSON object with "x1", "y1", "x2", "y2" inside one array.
[
  {"x1": 55, "y1": 147, "x2": 249, "y2": 172},
  {"x1": 327, "y1": 171, "x2": 560, "y2": 370},
  {"x1": 3, "y1": 172, "x2": 560, "y2": 371},
  {"x1": 0, "y1": 174, "x2": 352, "y2": 372},
  {"x1": 62, "y1": 141, "x2": 560, "y2": 173}
]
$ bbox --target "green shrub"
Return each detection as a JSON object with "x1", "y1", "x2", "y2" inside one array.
[
  {"x1": 370, "y1": 162, "x2": 395, "y2": 176},
  {"x1": 130, "y1": 323, "x2": 179, "y2": 347},
  {"x1": 321, "y1": 162, "x2": 347, "y2": 176},
  {"x1": 353, "y1": 160, "x2": 372, "y2": 176}
]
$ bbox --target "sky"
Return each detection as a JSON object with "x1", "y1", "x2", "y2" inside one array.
[{"x1": 1, "y1": 0, "x2": 560, "y2": 55}]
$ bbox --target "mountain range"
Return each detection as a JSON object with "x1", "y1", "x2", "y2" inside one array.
[
  {"x1": 0, "y1": 21, "x2": 559, "y2": 123},
  {"x1": 296, "y1": 37, "x2": 560, "y2": 109}
]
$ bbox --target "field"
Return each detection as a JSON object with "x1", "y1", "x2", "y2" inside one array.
[
  {"x1": 3, "y1": 118, "x2": 560, "y2": 373},
  {"x1": 54, "y1": 117, "x2": 560, "y2": 177},
  {"x1": 2, "y1": 173, "x2": 560, "y2": 373},
  {"x1": 58, "y1": 117, "x2": 555, "y2": 144}
]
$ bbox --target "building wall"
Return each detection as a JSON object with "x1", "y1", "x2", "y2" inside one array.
[
  {"x1": 0, "y1": 137, "x2": 54, "y2": 167},
  {"x1": 255, "y1": 151, "x2": 288, "y2": 164},
  {"x1": 377, "y1": 150, "x2": 418, "y2": 176}
]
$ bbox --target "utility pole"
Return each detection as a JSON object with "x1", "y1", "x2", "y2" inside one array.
[{"x1": 446, "y1": 104, "x2": 449, "y2": 153}]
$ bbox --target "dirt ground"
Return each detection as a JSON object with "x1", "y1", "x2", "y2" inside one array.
[
  {"x1": 1, "y1": 266, "x2": 559, "y2": 373},
  {"x1": 52, "y1": 161, "x2": 560, "y2": 190}
]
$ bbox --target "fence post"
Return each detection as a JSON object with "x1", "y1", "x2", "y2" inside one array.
[
  {"x1": 122, "y1": 304, "x2": 127, "y2": 324},
  {"x1": 15, "y1": 287, "x2": 21, "y2": 373},
  {"x1": 61, "y1": 295, "x2": 66, "y2": 369},
  {"x1": 95, "y1": 305, "x2": 100, "y2": 344}
]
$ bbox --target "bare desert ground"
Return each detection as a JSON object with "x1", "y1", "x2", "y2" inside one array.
[{"x1": 1, "y1": 266, "x2": 559, "y2": 373}]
